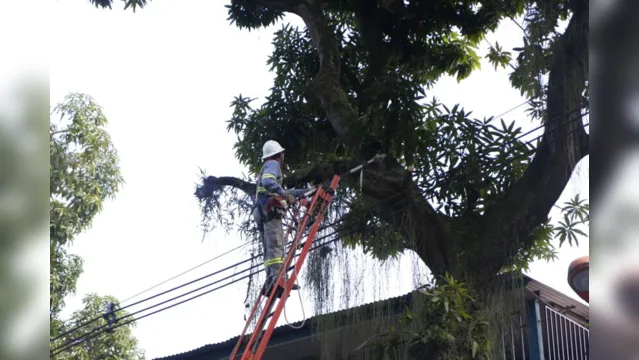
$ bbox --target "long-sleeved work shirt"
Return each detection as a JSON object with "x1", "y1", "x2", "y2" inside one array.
[{"x1": 255, "y1": 160, "x2": 308, "y2": 207}]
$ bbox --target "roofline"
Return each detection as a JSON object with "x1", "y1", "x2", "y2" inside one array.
[{"x1": 154, "y1": 272, "x2": 588, "y2": 359}]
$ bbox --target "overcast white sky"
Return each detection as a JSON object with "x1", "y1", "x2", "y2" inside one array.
[{"x1": 50, "y1": 1, "x2": 589, "y2": 359}]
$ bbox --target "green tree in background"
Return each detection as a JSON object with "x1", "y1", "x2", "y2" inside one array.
[{"x1": 50, "y1": 93, "x2": 145, "y2": 359}]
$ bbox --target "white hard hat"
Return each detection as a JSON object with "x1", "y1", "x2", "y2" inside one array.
[{"x1": 262, "y1": 140, "x2": 285, "y2": 160}]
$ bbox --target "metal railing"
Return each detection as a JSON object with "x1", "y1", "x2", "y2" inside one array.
[
  {"x1": 498, "y1": 304, "x2": 589, "y2": 360},
  {"x1": 544, "y1": 306, "x2": 589, "y2": 360},
  {"x1": 499, "y1": 311, "x2": 528, "y2": 360}
]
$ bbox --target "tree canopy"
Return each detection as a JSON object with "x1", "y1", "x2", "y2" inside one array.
[
  {"x1": 190, "y1": 0, "x2": 589, "y2": 283},
  {"x1": 50, "y1": 93, "x2": 145, "y2": 359}
]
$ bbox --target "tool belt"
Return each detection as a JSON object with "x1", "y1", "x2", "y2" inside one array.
[{"x1": 263, "y1": 196, "x2": 287, "y2": 221}]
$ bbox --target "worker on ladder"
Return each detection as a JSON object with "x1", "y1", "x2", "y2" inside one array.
[{"x1": 253, "y1": 140, "x2": 308, "y2": 298}]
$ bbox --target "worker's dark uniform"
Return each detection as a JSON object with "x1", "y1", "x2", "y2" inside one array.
[{"x1": 253, "y1": 159, "x2": 306, "y2": 292}]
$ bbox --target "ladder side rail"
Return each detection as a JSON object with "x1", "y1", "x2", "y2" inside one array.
[
  {"x1": 238, "y1": 189, "x2": 324, "y2": 359},
  {"x1": 253, "y1": 175, "x2": 340, "y2": 359}
]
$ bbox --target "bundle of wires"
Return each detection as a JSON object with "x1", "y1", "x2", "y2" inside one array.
[{"x1": 49, "y1": 105, "x2": 589, "y2": 358}]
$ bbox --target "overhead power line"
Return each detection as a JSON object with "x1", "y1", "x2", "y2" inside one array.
[
  {"x1": 52, "y1": 105, "x2": 588, "y2": 348},
  {"x1": 51, "y1": 105, "x2": 588, "y2": 348},
  {"x1": 50, "y1": 109, "x2": 589, "y2": 357},
  {"x1": 119, "y1": 240, "x2": 256, "y2": 306}
]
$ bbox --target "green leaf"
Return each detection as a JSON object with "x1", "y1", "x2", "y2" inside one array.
[
  {"x1": 572, "y1": 228, "x2": 587, "y2": 237},
  {"x1": 50, "y1": 94, "x2": 142, "y2": 359}
]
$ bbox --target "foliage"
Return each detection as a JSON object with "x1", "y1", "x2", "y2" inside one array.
[
  {"x1": 51, "y1": 295, "x2": 145, "y2": 360},
  {"x1": 95, "y1": 0, "x2": 589, "y2": 275},
  {"x1": 92, "y1": 0, "x2": 588, "y2": 358},
  {"x1": 87, "y1": 0, "x2": 149, "y2": 12},
  {"x1": 50, "y1": 92, "x2": 123, "y2": 316},
  {"x1": 50, "y1": 93, "x2": 143, "y2": 359},
  {"x1": 187, "y1": 0, "x2": 588, "y2": 324},
  {"x1": 204, "y1": 0, "x2": 588, "y2": 259},
  {"x1": 362, "y1": 275, "x2": 492, "y2": 360},
  {"x1": 504, "y1": 194, "x2": 590, "y2": 273}
]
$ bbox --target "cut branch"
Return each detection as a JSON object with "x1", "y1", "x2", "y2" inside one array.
[{"x1": 195, "y1": 176, "x2": 256, "y2": 200}]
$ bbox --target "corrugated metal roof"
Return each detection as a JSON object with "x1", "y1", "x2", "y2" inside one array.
[
  {"x1": 525, "y1": 276, "x2": 589, "y2": 323},
  {"x1": 154, "y1": 273, "x2": 589, "y2": 359},
  {"x1": 153, "y1": 292, "x2": 415, "y2": 360}
]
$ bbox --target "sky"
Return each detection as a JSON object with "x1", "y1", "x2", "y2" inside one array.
[{"x1": 49, "y1": 1, "x2": 589, "y2": 359}]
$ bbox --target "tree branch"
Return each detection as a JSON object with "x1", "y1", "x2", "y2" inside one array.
[
  {"x1": 195, "y1": 176, "x2": 256, "y2": 199},
  {"x1": 239, "y1": 0, "x2": 455, "y2": 277},
  {"x1": 292, "y1": 0, "x2": 361, "y2": 146},
  {"x1": 352, "y1": 1, "x2": 386, "y2": 113},
  {"x1": 284, "y1": 158, "x2": 361, "y2": 187},
  {"x1": 340, "y1": 55, "x2": 362, "y2": 95},
  {"x1": 480, "y1": 0, "x2": 589, "y2": 273}
]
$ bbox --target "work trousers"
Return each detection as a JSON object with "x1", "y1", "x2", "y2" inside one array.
[{"x1": 252, "y1": 206, "x2": 285, "y2": 281}]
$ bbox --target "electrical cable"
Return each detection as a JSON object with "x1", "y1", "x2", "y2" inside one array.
[
  {"x1": 50, "y1": 241, "x2": 259, "y2": 343},
  {"x1": 118, "y1": 241, "x2": 256, "y2": 306},
  {"x1": 51, "y1": 105, "x2": 589, "y2": 349},
  {"x1": 50, "y1": 217, "x2": 392, "y2": 357},
  {"x1": 52, "y1": 171, "x2": 462, "y2": 357},
  {"x1": 52, "y1": 105, "x2": 589, "y2": 350},
  {"x1": 492, "y1": 98, "x2": 533, "y2": 120},
  {"x1": 50, "y1": 106, "x2": 589, "y2": 355},
  {"x1": 64, "y1": 104, "x2": 588, "y2": 340},
  {"x1": 52, "y1": 117, "x2": 590, "y2": 358}
]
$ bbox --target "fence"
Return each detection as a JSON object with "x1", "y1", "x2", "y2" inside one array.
[
  {"x1": 499, "y1": 304, "x2": 589, "y2": 360},
  {"x1": 543, "y1": 306, "x2": 589, "y2": 360},
  {"x1": 500, "y1": 311, "x2": 528, "y2": 360}
]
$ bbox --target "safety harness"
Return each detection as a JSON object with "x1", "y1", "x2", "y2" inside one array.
[
  {"x1": 253, "y1": 162, "x2": 289, "y2": 271},
  {"x1": 254, "y1": 164, "x2": 288, "y2": 224}
]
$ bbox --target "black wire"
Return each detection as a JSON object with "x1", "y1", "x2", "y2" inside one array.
[
  {"x1": 50, "y1": 106, "x2": 589, "y2": 351},
  {"x1": 52, "y1": 169, "x2": 466, "y2": 356},
  {"x1": 72, "y1": 98, "x2": 544, "y2": 324},
  {"x1": 50, "y1": 160, "x2": 420, "y2": 343},
  {"x1": 49, "y1": 210, "x2": 400, "y2": 357},
  {"x1": 52, "y1": 106, "x2": 589, "y2": 351},
  {"x1": 52, "y1": 114, "x2": 589, "y2": 356},
  {"x1": 50, "y1": 174, "x2": 424, "y2": 353},
  {"x1": 120, "y1": 241, "x2": 257, "y2": 305}
]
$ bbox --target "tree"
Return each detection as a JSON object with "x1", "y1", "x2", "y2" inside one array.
[
  {"x1": 187, "y1": 0, "x2": 589, "y2": 285},
  {"x1": 90, "y1": 0, "x2": 589, "y2": 357},
  {"x1": 50, "y1": 93, "x2": 145, "y2": 359},
  {"x1": 52, "y1": 294, "x2": 145, "y2": 360}
]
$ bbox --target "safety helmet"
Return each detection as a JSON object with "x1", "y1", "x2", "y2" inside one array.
[{"x1": 262, "y1": 140, "x2": 285, "y2": 160}]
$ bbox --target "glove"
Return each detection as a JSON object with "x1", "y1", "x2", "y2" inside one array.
[{"x1": 285, "y1": 192, "x2": 297, "y2": 205}]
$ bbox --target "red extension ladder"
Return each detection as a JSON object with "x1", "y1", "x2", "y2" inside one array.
[{"x1": 229, "y1": 175, "x2": 341, "y2": 360}]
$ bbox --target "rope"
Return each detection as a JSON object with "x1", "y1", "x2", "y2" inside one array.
[{"x1": 282, "y1": 205, "x2": 307, "y2": 330}]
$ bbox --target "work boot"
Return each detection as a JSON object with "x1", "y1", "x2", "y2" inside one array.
[{"x1": 260, "y1": 276, "x2": 300, "y2": 298}]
